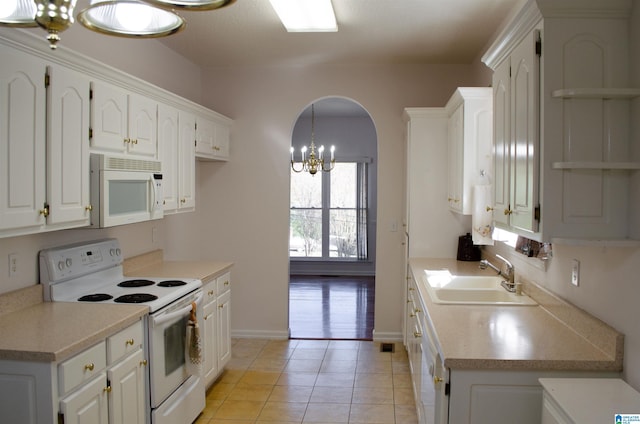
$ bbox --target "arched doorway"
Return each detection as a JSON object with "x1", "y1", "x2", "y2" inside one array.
[{"x1": 288, "y1": 97, "x2": 378, "y2": 340}]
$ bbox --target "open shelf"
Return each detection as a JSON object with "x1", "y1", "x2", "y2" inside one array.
[
  {"x1": 551, "y1": 237, "x2": 640, "y2": 247},
  {"x1": 551, "y1": 161, "x2": 640, "y2": 170},
  {"x1": 552, "y1": 88, "x2": 640, "y2": 99}
]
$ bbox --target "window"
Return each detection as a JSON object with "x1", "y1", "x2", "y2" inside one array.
[{"x1": 290, "y1": 162, "x2": 368, "y2": 260}]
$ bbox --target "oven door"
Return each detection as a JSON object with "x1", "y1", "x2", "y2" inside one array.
[{"x1": 149, "y1": 289, "x2": 203, "y2": 408}]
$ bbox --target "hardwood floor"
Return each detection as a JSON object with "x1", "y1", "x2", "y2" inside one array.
[{"x1": 289, "y1": 275, "x2": 375, "y2": 340}]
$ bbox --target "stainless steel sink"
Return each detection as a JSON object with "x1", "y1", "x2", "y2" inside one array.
[{"x1": 423, "y1": 270, "x2": 537, "y2": 305}]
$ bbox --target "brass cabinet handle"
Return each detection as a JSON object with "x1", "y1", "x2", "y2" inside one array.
[
  {"x1": 103, "y1": 386, "x2": 112, "y2": 393},
  {"x1": 504, "y1": 208, "x2": 513, "y2": 215},
  {"x1": 414, "y1": 308, "x2": 422, "y2": 313},
  {"x1": 208, "y1": 290, "x2": 215, "y2": 296},
  {"x1": 124, "y1": 138, "x2": 131, "y2": 143},
  {"x1": 85, "y1": 205, "x2": 93, "y2": 211},
  {"x1": 434, "y1": 376, "x2": 444, "y2": 384},
  {"x1": 126, "y1": 338, "x2": 135, "y2": 346},
  {"x1": 224, "y1": 281, "x2": 229, "y2": 286},
  {"x1": 140, "y1": 359, "x2": 148, "y2": 367},
  {"x1": 180, "y1": 198, "x2": 186, "y2": 204},
  {"x1": 84, "y1": 363, "x2": 94, "y2": 371},
  {"x1": 218, "y1": 304, "x2": 224, "y2": 309},
  {"x1": 486, "y1": 206, "x2": 494, "y2": 212},
  {"x1": 413, "y1": 331, "x2": 422, "y2": 338},
  {"x1": 39, "y1": 207, "x2": 49, "y2": 217}
]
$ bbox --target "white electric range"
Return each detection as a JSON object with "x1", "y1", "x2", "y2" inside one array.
[{"x1": 39, "y1": 238, "x2": 205, "y2": 424}]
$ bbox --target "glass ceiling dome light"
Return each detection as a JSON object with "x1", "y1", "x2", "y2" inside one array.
[
  {"x1": 77, "y1": 0, "x2": 185, "y2": 38},
  {"x1": 144, "y1": 0, "x2": 236, "y2": 11},
  {"x1": 0, "y1": 0, "x2": 38, "y2": 26}
]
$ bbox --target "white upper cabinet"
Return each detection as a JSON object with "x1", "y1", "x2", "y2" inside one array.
[
  {"x1": 490, "y1": 30, "x2": 540, "y2": 234},
  {"x1": 0, "y1": 45, "x2": 91, "y2": 237},
  {"x1": 178, "y1": 111, "x2": 196, "y2": 211},
  {"x1": 90, "y1": 80, "x2": 158, "y2": 158},
  {"x1": 47, "y1": 64, "x2": 92, "y2": 228},
  {"x1": 0, "y1": 44, "x2": 47, "y2": 232},
  {"x1": 195, "y1": 116, "x2": 231, "y2": 161},
  {"x1": 483, "y1": 0, "x2": 634, "y2": 242},
  {"x1": 159, "y1": 104, "x2": 195, "y2": 213},
  {"x1": 158, "y1": 103, "x2": 179, "y2": 211},
  {"x1": 445, "y1": 87, "x2": 493, "y2": 215}
]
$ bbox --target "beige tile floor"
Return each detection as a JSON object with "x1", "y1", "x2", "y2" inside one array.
[{"x1": 195, "y1": 338, "x2": 419, "y2": 424}]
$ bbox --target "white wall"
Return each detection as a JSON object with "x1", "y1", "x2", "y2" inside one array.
[{"x1": 167, "y1": 63, "x2": 485, "y2": 339}]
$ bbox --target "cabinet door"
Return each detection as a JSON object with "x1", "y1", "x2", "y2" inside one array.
[
  {"x1": 213, "y1": 123, "x2": 230, "y2": 160},
  {"x1": 158, "y1": 104, "x2": 179, "y2": 212},
  {"x1": 492, "y1": 59, "x2": 511, "y2": 229},
  {"x1": 128, "y1": 93, "x2": 157, "y2": 157},
  {"x1": 202, "y1": 299, "x2": 218, "y2": 386},
  {"x1": 178, "y1": 111, "x2": 196, "y2": 210},
  {"x1": 447, "y1": 104, "x2": 463, "y2": 213},
  {"x1": 47, "y1": 65, "x2": 91, "y2": 227},
  {"x1": 509, "y1": 30, "x2": 540, "y2": 233},
  {"x1": 195, "y1": 118, "x2": 214, "y2": 156},
  {"x1": 217, "y1": 290, "x2": 232, "y2": 368},
  {"x1": 107, "y1": 349, "x2": 146, "y2": 424},
  {"x1": 0, "y1": 45, "x2": 47, "y2": 231},
  {"x1": 59, "y1": 372, "x2": 109, "y2": 424},
  {"x1": 90, "y1": 81, "x2": 128, "y2": 154}
]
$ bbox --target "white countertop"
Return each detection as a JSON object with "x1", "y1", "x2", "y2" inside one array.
[{"x1": 409, "y1": 258, "x2": 623, "y2": 371}]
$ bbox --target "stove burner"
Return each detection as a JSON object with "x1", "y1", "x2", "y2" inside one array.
[
  {"x1": 114, "y1": 293, "x2": 158, "y2": 303},
  {"x1": 118, "y1": 279, "x2": 155, "y2": 288},
  {"x1": 78, "y1": 293, "x2": 114, "y2": 302},
  {"x1": 158, "y1": 280, "x2": 187, "y2": 287}
]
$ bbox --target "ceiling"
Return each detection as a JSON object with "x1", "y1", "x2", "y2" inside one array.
[{"x1": 158, "y1": 0, "x2": 521, "y2": 69}]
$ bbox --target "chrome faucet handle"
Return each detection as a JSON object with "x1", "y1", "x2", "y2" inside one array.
[{"x1": 495, "y1": 254, "x2": 514, "y2": 283}]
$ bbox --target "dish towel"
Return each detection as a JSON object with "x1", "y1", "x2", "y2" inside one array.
[
  {"x1": 472, "y1": 184, "x2": 494, "y2": 245},
  {"x1": 187, "y1": 302, "x2": 202, "y2": 374}
]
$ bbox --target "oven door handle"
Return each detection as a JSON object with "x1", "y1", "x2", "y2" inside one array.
[{"x1": 151, "y1": 291, "x2": 203, "y2": 327}]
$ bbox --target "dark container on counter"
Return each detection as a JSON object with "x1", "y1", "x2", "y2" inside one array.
[{"x1": 456, "y1": 233, "x2": 481, "y2": 261}]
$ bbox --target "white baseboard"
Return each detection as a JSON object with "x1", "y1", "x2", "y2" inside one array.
[{"x1": 372, "y1": 330, "x2": 404, "y2": 343}]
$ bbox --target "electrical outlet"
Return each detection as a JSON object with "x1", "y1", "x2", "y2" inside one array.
[
  {"x1": 8, "y1": 253, "x2": 18, "y2": 277},
  {"x1": 571, "y1": 259, "x2": 580, "y2": 287}
]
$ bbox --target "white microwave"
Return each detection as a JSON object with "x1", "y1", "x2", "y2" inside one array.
[{"x1": 90, "y1": 154, "x2": 164, "y2": 228}]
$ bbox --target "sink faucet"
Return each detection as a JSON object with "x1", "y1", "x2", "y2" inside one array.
[{"x1": 479, "y1": 254, "x2": 516, "y2": 293}]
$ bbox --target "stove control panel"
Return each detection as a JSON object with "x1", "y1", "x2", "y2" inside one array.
[{"x1": 39, "y1": 239, "x2": 123, "y2": 283}]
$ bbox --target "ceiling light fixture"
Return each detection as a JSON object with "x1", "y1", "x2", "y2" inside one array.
[
  {"x1": 269, "y1": 0, "x2": 337, "y2": 32},
  {"x1": 77, "y1": 0, "x2": 184, "y2": 39},
  {"x1": 0, "y1": 0, "x2": 235, "y2": 50},
  {"x1": 291, "y1": 103, "x2": 336, "y2": 176}
]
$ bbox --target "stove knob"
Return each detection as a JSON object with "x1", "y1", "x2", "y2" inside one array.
[
  {"x1": 110, "y1": 248, "x2": 115, "y2": 257},
  {"x1": 57, "y1": 261, "x2": 65, "y2": 270},
  {"x1": 116, "y1": 248, "x2": 121, "y2": 257},
  {"x1": 65, "y1": 258, "x2": 72, "y2": 268}
]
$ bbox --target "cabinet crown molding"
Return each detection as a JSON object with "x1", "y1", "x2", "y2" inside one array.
[{"x1": 482, "y1": 0, "x2": 632, "y2": 70}]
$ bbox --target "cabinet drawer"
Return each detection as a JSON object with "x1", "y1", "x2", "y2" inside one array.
[
  {"x1": 58, "y1": 341, "x2": 106, "y2": 396},
  {"x1": 216, "y1": 272, "x2": 231, "y2": 295},
  {"x1": 107, "y1": 321, "x2": 143, "y2": 364},
  {"x1": 203, "y1": 280, "x2": 217, "y2": 306}
]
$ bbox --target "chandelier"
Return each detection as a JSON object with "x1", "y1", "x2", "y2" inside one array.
[
  {"x1": 290, "y1": 103, "x2": 335, "y2": 176},
  {"x1": 0, "y1": 0, "x2": 235, "y2": 50}
]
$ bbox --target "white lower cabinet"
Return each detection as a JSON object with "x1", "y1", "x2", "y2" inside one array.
[
  {"x1": 0, "y1": 320, "x2": 146, "y2": 424},
  {"x1": 202, "y1": 271, "x2": 232, "y2": 388},
  {"x1": 405, "y1": 270, "x2": 619, "y2": 424}
]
